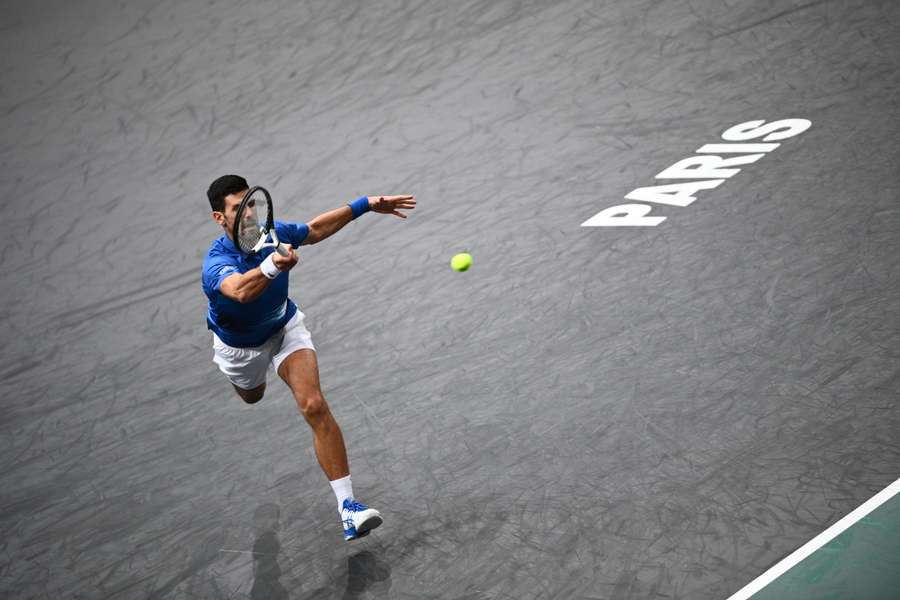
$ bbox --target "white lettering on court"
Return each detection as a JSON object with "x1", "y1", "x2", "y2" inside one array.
[{"x1": 581, "y1": 119, "x2": 811, "y2": 227}]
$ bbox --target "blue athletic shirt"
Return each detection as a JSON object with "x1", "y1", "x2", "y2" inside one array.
[{"x1": 202, "y1": 221, "x2": 310, "y2": 348}]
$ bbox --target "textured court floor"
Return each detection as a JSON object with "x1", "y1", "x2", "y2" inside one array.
[{"x1": 2, "y1": 1, "x2": 899, "y2": 598}]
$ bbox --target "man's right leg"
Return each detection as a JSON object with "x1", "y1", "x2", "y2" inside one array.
[
  {"x1": 232, "y1": 382, "x2": 266, "y2": 404},
  {"x1": 212, "y1": 333, "x2": 270, "y2": 403}
]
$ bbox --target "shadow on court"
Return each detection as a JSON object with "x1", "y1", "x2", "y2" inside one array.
[
  {"x1": 251, "y1": 503, "x2": 393, "y2": 599},
  {"x1": 343, "y1": 551, "x2": 393, "y2": 599},
  {"x1": 250, "y1": 503, "x2": 289, "y2": 600}
]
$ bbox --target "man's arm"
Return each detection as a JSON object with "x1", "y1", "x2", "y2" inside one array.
[
  {"x1": 220, "y1": 245, "x2": 299, "y2": 304},
  {"x1": 304, "y1": 204, "x2": 357, "y2": 246},
  {"x1": 304, "y1": 195, "x2": 416, "y2": 245},
  {"x1": 220, "y1": 269, "x2": 273, "y2": 304}
]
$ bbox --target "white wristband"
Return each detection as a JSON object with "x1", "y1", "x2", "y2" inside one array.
[{"x1": 260, "y1": 254, "x2": 281, "y2": 279}]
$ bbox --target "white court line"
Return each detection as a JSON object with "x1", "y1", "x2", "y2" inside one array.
[{"x1": 726, "y1": 477, "x2": 900, "y2": 600}]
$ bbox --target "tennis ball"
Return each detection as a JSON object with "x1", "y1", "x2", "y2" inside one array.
[{"x1": 450, "y1": 252, "x2": 472, "y2": 272}]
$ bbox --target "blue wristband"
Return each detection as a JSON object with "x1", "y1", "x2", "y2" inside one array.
[{"x1": 348, "y1": 196, "x2": 370, "y2": 219}]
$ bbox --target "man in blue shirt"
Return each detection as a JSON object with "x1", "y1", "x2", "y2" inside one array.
[{"x1": 202, "y1": 174, "x2": 415, "y2": 541}]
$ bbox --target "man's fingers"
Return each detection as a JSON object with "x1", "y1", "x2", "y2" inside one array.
[
  {"x1": 369, "y1": 195, "x2": 415, "y2": 216},
  {"x1": 274, "y1": 244, "x2": 297, "y2": 264}
]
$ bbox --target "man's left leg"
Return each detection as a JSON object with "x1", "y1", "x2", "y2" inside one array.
[
  {"x1": 277, "y1": 348, "x2": 348, "y2": 478},
  {"x1": 277, "y1": 348, "x2": 382, "y2": 540}
]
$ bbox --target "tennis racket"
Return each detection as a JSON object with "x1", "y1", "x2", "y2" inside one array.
[{"x1": 232, "y1": 186, "x2": 289, "y2": 257}]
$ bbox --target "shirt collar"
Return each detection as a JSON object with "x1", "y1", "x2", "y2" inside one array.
[{"x1": 219, "y1": 234, "x2": 239, "y2": 253}]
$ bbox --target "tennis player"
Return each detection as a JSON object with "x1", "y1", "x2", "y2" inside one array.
[{"x1": 201, "y1": 174, "x2": 415, "y2": 541}]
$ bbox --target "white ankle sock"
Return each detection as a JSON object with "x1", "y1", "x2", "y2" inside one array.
[{"x1": 330, "y1": 475, "x2": 353, "y2": 512}]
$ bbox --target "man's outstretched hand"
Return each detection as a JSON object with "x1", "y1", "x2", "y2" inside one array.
[{"x1": 368, "y1": 195, "x2": 416, "y2": 218}]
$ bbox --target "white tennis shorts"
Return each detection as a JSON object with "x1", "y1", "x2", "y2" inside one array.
[{"x1": 212, "y1": 311, "x2": 315, "y2": 390}]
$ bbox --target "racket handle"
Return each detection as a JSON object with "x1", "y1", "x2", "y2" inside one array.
[{"x1": 275, "y1": 243, "x2": 289, "y2": 257}]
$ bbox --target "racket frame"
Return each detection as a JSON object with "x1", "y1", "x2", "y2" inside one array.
[{"x1": 233, "y1": 186, "x2": 289, "y2": 257}]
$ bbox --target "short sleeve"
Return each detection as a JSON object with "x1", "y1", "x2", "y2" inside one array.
[
  {"x1": 275, "y1": 221, "x2": 310, "y2": 247},
  {"x1": 202, "y1": 255, "x2": 240, "y2": 295}
]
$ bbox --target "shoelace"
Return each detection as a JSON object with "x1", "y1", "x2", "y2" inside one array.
[
  {"x1": 343, "y1": 500, "x2": 369, "y2": 530},
  {"x1": 343, "y1": 500, "x2": 369, "y2": 513}
]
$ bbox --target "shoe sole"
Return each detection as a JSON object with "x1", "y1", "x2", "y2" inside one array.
[{"x1": 352, "y1": 514, "x2": 383, "y2": 539}]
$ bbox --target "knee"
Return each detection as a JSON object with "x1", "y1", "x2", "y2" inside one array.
[
  {"x1": 236, "y1": 384, "x2": 265, "y2": 404},
  {"x1": 242, "y1": 392, "x2": 264, "y2": 405},
  {"x1": 296, "y1": 392, "x2": 329, "y2": 423}
]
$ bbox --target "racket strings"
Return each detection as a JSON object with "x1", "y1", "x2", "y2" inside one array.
[{"x1": 236, "y1": 189, "x2": 272, "y2": 253}]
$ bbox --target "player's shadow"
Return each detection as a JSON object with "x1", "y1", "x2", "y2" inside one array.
[
  {"x1": 342, "y1": 550, "x2": 392, "y2": 599},
  {"x1": 250, "y1": 503, "x2": 289, "y2": 600}
]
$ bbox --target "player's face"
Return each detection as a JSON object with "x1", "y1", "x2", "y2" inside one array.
[{"x1": 212, "y1": 190, "x2": 249, "y2": 240}]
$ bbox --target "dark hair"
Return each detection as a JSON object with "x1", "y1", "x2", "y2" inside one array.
[{"x1": 207, "y1": 174, "x2": 249, "y2": 212}]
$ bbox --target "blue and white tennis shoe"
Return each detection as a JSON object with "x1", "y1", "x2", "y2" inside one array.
[{"x1": 341, "y1": 499, "x2": 383, "y2": 541}]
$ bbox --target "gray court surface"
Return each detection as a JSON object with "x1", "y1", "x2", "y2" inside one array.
[{"x1": 2, "y1": 1, "x2": 899, "y2": 598}]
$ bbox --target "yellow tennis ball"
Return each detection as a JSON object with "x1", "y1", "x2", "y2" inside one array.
[{"x1": 450, "y1": 252, "x2": 472, "y2": 272}]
